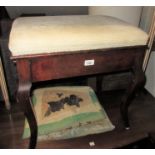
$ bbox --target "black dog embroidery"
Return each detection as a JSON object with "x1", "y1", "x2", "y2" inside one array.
[{"x1": 44, "y1": 94, "x2": 83, "y2": 117}]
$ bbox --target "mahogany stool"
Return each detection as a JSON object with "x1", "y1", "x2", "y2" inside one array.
[{"x1": 8, "y1": 15, "x2": 148, "y2": 148}]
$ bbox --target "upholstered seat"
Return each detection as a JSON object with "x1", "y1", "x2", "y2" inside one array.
[{"x1": 9, "y1": 15, "x2": 148, "y2": 57}]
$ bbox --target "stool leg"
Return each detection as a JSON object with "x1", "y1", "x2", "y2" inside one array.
[
  {"x1": 96, "y1": 75, "x2": 103, "y2": 101},
  {"x1": 17, "y1": 83, "x2": 37, "y2": 149},
  {"x1": 120, "y1": 64, "x2": 146, "y2": 129},
  {"x1": 16, "y1": 60, "x2": 37, "y2": 149}
]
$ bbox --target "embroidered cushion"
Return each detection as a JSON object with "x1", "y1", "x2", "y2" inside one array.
[{"x1": 23, "y1": 86, "x2": 115, "y2": 141}]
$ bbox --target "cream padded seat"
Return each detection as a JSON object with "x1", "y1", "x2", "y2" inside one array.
[{"x1": 9, "y1": 15, "x2": 148, "y2": 56}]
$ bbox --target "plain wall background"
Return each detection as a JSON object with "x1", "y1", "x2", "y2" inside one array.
[
  {"x1": 89, "y1": 6, "x2": 142, "y2": 26},
  {"x1": 6, "y1": 6, "x2": 142, "y2": 26},
  {"x1": 140, "y1": 7, "x2": 155, "y2": 97},
  {"x1": 5, "y1": 6, "x2": 88, "y2": 18}
]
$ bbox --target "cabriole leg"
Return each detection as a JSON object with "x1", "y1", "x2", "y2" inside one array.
[
  {"x1": 120, "y1": 57, "x2": 146, "y2": 129},
  {"x1": 16, "y1": 60, "x2": 37, "y2": 149}
]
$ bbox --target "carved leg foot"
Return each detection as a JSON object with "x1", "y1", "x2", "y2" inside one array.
[{"x1": 120, "y1": 66, "x2": 146, "y2": 129}]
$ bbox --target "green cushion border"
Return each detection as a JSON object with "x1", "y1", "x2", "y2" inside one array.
[{"x1": 23, "y1": 111, "x2": 106, "y2": 138}]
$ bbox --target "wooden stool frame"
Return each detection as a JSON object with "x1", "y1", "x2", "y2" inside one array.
[{"x1": 11, "y1": 45, "x2": 147, "y2": 148}]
